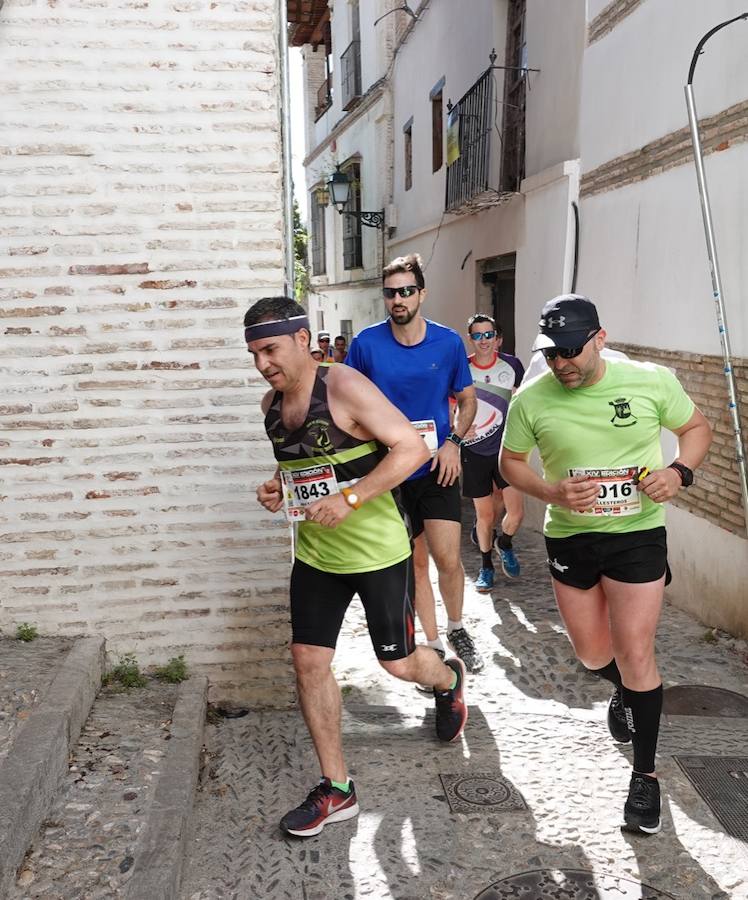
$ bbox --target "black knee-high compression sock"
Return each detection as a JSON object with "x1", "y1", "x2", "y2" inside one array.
[
  {"x1": 588, "y1": 659, "x2": 622, "y2": 688},
  {"x1": 481, "y1": 550, "x2": 493, "y2": 569},
  {"x1": 621, "y1": 684, "x2": 663, "y2": 773}
]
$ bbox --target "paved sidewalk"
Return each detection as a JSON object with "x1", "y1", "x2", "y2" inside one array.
[{"x1": 182, "y1": 525, "x2": 748, "y2": 900}]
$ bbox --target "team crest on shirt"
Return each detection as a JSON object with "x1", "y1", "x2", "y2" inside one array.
[
  {"x1": 608, "y1": 397, "x2": 637, "y2": 427},
  {"x1": 307, "y1": 419, "x2": 335, "y2": 453}
]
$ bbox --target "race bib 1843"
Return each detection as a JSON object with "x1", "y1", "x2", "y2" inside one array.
[
  {"x1": 568, "y1": 466, "x2": 642, "y2": 517},
  {"x1": 282, "y1": 464, "x2": 339, "y2": 521}
]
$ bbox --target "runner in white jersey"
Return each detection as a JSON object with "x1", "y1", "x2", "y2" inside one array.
[{"x1": 458, "y1": 314, "x2": 525, "y2": 591}]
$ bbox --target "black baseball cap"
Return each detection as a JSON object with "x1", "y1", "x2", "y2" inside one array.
[{"x1": 532, "y1": 294, "x2": 601, "y2": 351}]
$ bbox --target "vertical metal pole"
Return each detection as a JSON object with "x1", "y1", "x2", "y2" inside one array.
[
  {"x1": 685, "y1": 83, "x2": 748, "y2": 531},
  {"x1": 279, "y1": 0, "x2": 296, "y2": 298}
]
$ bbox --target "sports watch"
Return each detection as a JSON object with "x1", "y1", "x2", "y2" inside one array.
[
  {"x1": 341, "y1": 487, "x2": 362, "y2": 509},
  {"x1": 668, "y1": 461, "x2": 693, "y2": 487},
  {"x1": 446, "y1": 431, "x2": 464, "y2": 448}
]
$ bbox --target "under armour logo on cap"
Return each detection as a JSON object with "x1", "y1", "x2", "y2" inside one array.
[{"x1": 533, "y1": 294, "x2": 601, "y2": 351}]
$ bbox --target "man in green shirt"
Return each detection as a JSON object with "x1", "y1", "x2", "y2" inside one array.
[{"x1": 500, "y1": 294, "x2": 712, "y2": 835}]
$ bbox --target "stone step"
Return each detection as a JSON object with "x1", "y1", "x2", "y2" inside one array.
[
  {"x1": 0, "y1": 636, "x2": 105, "y2": 898},
  {"x1": 8, "y1": 674, "x2": 206, "y2": 900}
]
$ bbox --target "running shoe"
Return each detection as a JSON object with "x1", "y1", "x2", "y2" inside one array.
[
  {"x1": 607, "y1": 687, "x2": 631, "y2": 743},
  {"x1": 280, "y1": 777, "x2": 359, "y2": 837},
  {"x1": 415, "y1": 646, "x2": 445, "y2": 695},
  {"x1": 497, "y1": 545, "x2": 521, "y2": 578},
  {"x1": 623, "y1": 773, "x2": 661, "y2": 835},
  {"x1": 474, "y1": 567, "x2": 495, "y2": 593},
  {"x1": 447, "y1": 627, "x2": 484, "y2": 673},
  {"x1": 434, "y1": 657, "x2": 468, "y2": 742}
]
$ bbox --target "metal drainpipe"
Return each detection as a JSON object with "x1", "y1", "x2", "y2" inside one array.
[
  {"x1": 278, "y1": 0, "x2": 296, "y2": 298},
  {"x1": 685, "y1": 12, "x2": 748, "y2": 533}
]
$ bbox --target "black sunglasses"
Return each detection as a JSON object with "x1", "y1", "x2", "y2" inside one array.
[
  {"x1": 383, "y1": 285, "x2": 421, "y2": 299},
  {"x1": 541, "y1": 329, "x2": 599, "y2": 361}
]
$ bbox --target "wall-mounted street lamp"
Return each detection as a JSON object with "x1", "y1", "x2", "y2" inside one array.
[{"x1": 327, "y1": 167, "x2": 385, "y2": 230}]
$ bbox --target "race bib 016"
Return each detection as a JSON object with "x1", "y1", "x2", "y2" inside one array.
[
  {"x1": 282, "y1": 464, "x2": 339, "y2": 522},
  {"x1": 568, "y1": 465, "x2": 642, "y2": 517},
  {"x1": 411, "y1": 419, "x2": 438, "y2": 457}
]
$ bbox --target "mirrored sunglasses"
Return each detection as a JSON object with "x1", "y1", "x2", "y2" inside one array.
[
  {"x1": 383, "y1": 285, "x2": 420, "y2": 299},
  {"x1": 541, "y1": 329, "x2": 599, "y2": 360},
  {"x1": 469, "y1": 330, "x2": 497, "y2": 341}
]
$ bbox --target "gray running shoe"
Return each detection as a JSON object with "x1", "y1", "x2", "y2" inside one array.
[
  {"x1": 415, "y1": 647, "x2": 445, "y2": 694},
  {"x1": 447, "y1": 627, "x2": 484, "y2": 673}
]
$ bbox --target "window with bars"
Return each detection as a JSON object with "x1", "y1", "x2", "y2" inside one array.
[
  {"x1": 310, "y1": 188, "x2": 326, "y2": 276},
  {"x1": 500, "y1": 0, "x2": 527, "y2": 192},
  {"x1": 431, "y1": 79, "x2": 444, "y2": 173},
  {"x1": 404, "y1": 118, "x2": 413, "y2": 191},
  {"x1": 444, "y1": 68, "x2": 493, "y2": 211},
  {"x1": 342, "y1": 162, "x2": 362, "y2": 270}
]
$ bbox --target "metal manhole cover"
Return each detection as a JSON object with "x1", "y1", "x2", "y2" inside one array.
[
  {"x1": 663, "y1": 684, "x2": 748, "y2": 717},
  {"x1": 675, "y1": 755, "x2": 748, "y2": 841},
  {"x1": 474, "y1": 869, "x2": 678, "y2": 899},
  {"x1": 439, "y1": 772, "x2": 527, "y2": 814}
]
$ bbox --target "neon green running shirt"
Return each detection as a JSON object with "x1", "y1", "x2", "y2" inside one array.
[{"x1": 502, "y1": 358, "x2": 694, "y2": 537}]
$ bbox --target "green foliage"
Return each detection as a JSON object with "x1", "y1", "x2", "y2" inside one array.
[
  {"x1": 702, "y1": 628, "x2": 718, "y2": 644},
  {"x1": 154, "y1": 655, "x2": 189, "y2": 684},
  {"x1": 105, "y1": 653, "x2": 148, "y2": 689},
  {"x1": 16, "y1": 623, "x2": 38, "y2": 642},
  {"x1": 293, "y1": 198, "x2": 312, "y2": 300}
]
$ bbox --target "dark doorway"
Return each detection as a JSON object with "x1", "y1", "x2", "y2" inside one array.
[{"x1": 480, "y1": 253, "x2": 516, "y2": 355}]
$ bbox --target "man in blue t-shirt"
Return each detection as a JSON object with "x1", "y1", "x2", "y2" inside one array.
[{"x1": 346, "y1": 253, "x2": 484, "y2": 673}]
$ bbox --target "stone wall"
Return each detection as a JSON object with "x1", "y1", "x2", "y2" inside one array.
[
  {"x1": 0, "y1": 0, "x2": 294, "y2": 706},
  {"x1": 612, "y1": 343, "x2": 748, "y2": 537}
]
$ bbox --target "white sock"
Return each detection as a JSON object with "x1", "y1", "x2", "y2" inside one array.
[
  {"x1": 447, "y1": 620, "x2": 463, "y2": 634},
  {"x1": 427, "y1": 637, "x2": 445, "y2": 653}
]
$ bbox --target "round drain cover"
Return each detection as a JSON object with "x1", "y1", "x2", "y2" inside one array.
[
  {"x1": 454, "y1": 776, "x2": 511, "y2": 806},
  {"x1": 663, "y1": 685, "x2": 748, "y2": 717},
  {"x1": 475, "y1": 869, "x2": 677, "y2": 899}
]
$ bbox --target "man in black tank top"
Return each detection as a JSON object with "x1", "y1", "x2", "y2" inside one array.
[{"x1": 245, "y1": 296, "x2": 470, "y2": 838}]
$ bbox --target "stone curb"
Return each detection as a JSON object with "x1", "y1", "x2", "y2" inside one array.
[
  {"x1": 124, "y1": 675, "x2": 208, "y2": 900},
  {"x1": 0, "y1": 636, "x2": 105, "y2": 897}
]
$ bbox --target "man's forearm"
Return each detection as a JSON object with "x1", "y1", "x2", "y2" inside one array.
[
  {"x1": 500, "y1": 455, "x2": 553, "y2": 504},
  {"x1": 453, "y1": 395, "x2": 477, "y2": 438},
  {"x1": 350, "y1": 441, "x2": 428, "y2": 504}
]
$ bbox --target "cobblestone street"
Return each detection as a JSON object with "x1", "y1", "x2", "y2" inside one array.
[{"x1": 182, "y1": 523, "x2": 748, "y2": 900}]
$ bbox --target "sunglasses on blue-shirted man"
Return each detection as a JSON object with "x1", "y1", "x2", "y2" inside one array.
[{"x1": 383, "y1": 285, "x2": 421, "y2": 299}]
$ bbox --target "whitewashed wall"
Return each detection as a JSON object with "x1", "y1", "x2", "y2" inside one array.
[{"x1": 0, "y1": 0, "x2": 294, "y2": 703}]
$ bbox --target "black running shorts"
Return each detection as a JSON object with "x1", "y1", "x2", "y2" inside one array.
[
  {"x1": 290, "y1": 557, "x2": 416, "y2": 660},
  {"x1": 460, "y1": 445, "x2": 509, "y2": 498},
  {"x1": 398, "y1": 469, "x2": 462, "y2": 539},
  {"x1": 544, "y1": 526, "x2": 670, "y2": 590}
]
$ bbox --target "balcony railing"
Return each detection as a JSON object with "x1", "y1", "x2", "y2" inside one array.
[
  {"x1": 340, "y1": 40, "x2": 362, "y2": 111},
  {"x1": 444, "y1": 66, "x2": 494, "y2": 212},
  {"x1": 314, "y1": 73, "x2": 332, "y2": 121}
]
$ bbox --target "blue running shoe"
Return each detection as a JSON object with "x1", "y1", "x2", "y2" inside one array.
[
  {"x1": 474, "y1": 567, "x2": 495, "y2": 593},
  {"x1": 498, "y1": 547, "x2": 520, "y2": 578}
]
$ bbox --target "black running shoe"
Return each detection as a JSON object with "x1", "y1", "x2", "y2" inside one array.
[
  {"x1": 623, "y1": 773, "x2": 661, "y2": 835},
  {"x1": 447, "y1": 627, "x2": 484, "y2": 673},
  {"x1": 280, "y1": 777, "x2": 359, "y2": 837},
  {"x1": 434, "y1": 657, "x2": 468, "y2": 742},
  {"x1": 415, "y1": 647, "x2": 445, "y2": 695},
  {"x1": 607, "y1": 687, "x2": 631, "y2": 743}
]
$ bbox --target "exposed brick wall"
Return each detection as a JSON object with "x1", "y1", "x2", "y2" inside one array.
[
  {"x1": 587, "y1": 0, "x2": 646, "y2": 46},
  {"x1": 581, "y1": 99, "x2": 748, "y2": 198},
  {"x1": 611, "y1": 343, "x2": 748, "y2": 537},
  {"x1": 0, "y1": 0, "x2": 295, "y2": 707}
]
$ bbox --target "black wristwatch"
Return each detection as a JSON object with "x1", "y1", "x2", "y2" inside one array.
[
  {"x1": 668, "y1": 461, "x2": 694, "y2": 487},
  {"x1": 446, "y1": 431, "x2": 464, "y2": 448}
]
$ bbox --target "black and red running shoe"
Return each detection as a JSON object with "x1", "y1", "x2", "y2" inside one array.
[
  {"x1": 280, "y1": 777, "x2": 359, "y2": 837},
  {"x1": 434, "y1": 657, "x2": 468, "y2": 742}
]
